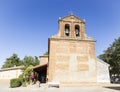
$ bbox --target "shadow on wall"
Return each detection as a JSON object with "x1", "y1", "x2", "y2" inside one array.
[{"x1": 104, "y1": 86, "x2": 120, "y2": 91}]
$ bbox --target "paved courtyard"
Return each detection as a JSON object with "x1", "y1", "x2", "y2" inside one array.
[{"x1": 0, "y1": 80, "x2": 120, "y2": 92}]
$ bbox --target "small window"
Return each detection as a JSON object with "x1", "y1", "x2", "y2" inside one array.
[
  {"x1": 65, "y1": 24, "x2": 70, "y2": 36},
  {"x1": 75, "y1": 25, "x2": 80, "y2": 37}
]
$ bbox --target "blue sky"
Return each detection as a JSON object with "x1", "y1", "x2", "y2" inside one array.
[{"x1": 0, "y1": 0, "x2": 120, "y2": 68}]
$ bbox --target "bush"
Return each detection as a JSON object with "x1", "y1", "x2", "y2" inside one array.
[
  {"x1": 19, "y1": 74, "x2": 23, "y2": 79},
  {"x1": 22, "y1": 82, "x2": 27, "y2": 87},
  {"x1": 10, "y1": 78, "x2": 22, "y2": 88},
  {"x1": 19, "y1": 74, "x2": 25, "y2": 83}
]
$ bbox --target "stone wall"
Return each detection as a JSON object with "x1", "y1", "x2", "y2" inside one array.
[
  {"x1": 39, "y1": 56, "x2": 48, "y2": 65},
  {"x1": 48, "y1": 38, "x2": 97, "y2": 83}
]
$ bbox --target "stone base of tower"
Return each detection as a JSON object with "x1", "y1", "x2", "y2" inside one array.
[{"x1": 47, "y1": 57, "x2": 110, "y2": 87}]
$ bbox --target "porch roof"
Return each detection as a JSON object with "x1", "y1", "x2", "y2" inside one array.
[{"x1": 32, "y1": 63, "x2": 48, "y2": 72}]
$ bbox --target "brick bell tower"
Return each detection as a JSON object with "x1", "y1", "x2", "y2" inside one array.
[
  {"x1": 47, "y1": 14, "x2": 110, "y2": 86},
  {"x1": 58, "y1": 14, "x2": 86, "y2": 39}
]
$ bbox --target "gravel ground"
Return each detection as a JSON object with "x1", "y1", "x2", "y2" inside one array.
[{"x1": 0, "y1": 80, "x2": 120, "y2": 92}]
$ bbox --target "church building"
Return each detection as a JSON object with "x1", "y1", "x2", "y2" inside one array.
[{"x1": 33, "y1": 14, "x2": 110, "y2": 86}]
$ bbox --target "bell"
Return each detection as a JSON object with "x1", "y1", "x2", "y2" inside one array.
[
  {"x1": 65, "y1": 29, "x2": 69, "y2": 33},
  {"x1": 75, "y1": 29, "x2": 79, "y2": 34}
]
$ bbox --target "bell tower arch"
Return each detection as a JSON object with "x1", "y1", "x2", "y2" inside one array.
[{"x1": 57, "y1": 14, "x2": 86, "y2": 39}]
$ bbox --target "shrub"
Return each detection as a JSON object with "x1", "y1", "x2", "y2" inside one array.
[
  {"x1": 19, "y1": 74, "x2": 23, "y2": 79},
  {"x1": 19, "y1": 74, "x2": 25, "y2": 83},
  {"x1": 22, "y1": 82, "x2": 27, "y2": 87},
  {"x1": 10, "y1": 78, "x2": 22, "y2": 88}
]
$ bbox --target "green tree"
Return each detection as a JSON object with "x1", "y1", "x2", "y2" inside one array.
[
  {"x1": 44, "y1": 51, "x2": 48, "y2": 55},
  {"x1": 23, "y1": 65, "x2": 34, "y2": 84},
  {"x1": 34, "y1": 56, "x2": 39, "y2": 66},
  {"x1": 98, "y1": 37, "x2": 120, "y2": 77},
  {"x1": 2, "y1": 53, "x2": 22, "y2": 68},
  {"x1": 22, "y1": 56, "x2": 39, "y2": 71},
  {"x1": 20, "y1": 56, "x2": 39, "y2": 86}
]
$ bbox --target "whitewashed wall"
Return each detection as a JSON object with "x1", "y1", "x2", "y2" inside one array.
[
  {"x1": 0, "y1": 66, "x2": 23, "y2": 79},
  {"x1": 96, "y1": 58, "x2": 110, "y2": 83}
]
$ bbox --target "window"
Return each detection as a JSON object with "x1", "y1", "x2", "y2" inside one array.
[
  {"x1": 65, "y1": 24, "x2": 70, "y2": 36},
  {"x1": 75, "y1": 25, "x2": 80, "y2": 37}
]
